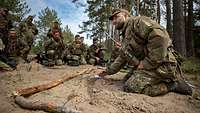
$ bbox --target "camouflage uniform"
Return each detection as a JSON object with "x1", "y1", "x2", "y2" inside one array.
[
  {"x1": 68, "y1": 41, "x2": 87, "y2": 66},
  {"x1": 88, "y1": 39, "x2": 105, "y2": 65},
  {"x1": 18, "y1": 16, "x2": 38, "y2": 60},
  {"x1": 47, "y1": 21, "x2": 63, "y2": 39},
  {"x1": 0, "y1": 8, "x2": 12, "y2": 45},
  {"x1": 106, "y1": 9, "x2": 192, "y2": 96},
  {"x1": 44, "y1": 35, "x2": 66, "y2": 66},
  {"x1": 0, "y1": 60, "x2": 13, "y2": 71},
  {"x1": 4, "y1": 28, "x2": 29, "y2": 64},
  {"x1": 0, "y1": 38, "x2": 13, "y2": 71},
  {"x1": 110, "y1": 46, "x2": 120, "y2": 62}
]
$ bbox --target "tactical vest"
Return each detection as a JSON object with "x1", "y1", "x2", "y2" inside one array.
[
  {"x1": 122, "y1": 16, "x2": 177, "y2": 66},
  {"x1": 45, "y1": 39, "x2": 60, "y2": 52},
  {"x1": 0, "y1": 15, "x2": 8, "y2": 29},
  {"x1": 5, "y1": 39, "x2": 19, "y2": 57},
  {"x1": 71, "y1": 42, "x2": 83, "y2": 55},
  {"x1": 121, "y1": 18, "x2": 147, "y2": 61}
]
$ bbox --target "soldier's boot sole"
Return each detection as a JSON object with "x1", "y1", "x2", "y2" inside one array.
[{"x1": 168, "y1": 80, "x2": 193, "y2": 96}]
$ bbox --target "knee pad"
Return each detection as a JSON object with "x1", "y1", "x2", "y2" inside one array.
[{"x1": 124, "y1": 71, "x2": 151, "y2": 93}]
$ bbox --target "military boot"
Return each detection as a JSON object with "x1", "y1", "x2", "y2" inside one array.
[
  {"x1": 43, "y1": 59, "x2": 55, "y2": 67},
  {"x1": 68, "y1": 55, "x2": 80, "y2": 66},
  {"x1": 55, "y1": 59, "x2": 63, "y2": 66},
  {"x1": 123, "y1": 68, "x2": 134, "y2": 82},
  {"x1": 48, "y1": 59, "x2": 55, "y2": 67},
  {"x1": 167, "y1": 80, "x2": 192, "y2": 95},
  {"x1": 0, "y1": 61, "x2": 13, "y2": 71}
]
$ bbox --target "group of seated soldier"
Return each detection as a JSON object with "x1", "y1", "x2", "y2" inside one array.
[
  {"x1": 37, "y1": 31, "x2": 107, "y2": 67},
  {"x1": 1, "y1": 8, "x2": 38, "y2": 70},
  {"x1": 0, "y1": 7, "x2": 109, "y2": 70}
]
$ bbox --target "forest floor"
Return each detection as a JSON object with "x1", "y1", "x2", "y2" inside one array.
[{"x1": 0, "y1": 62, "x2": 200, "y2": 113}]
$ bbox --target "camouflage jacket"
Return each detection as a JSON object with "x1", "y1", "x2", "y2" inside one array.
[
  {"x1": 18, "y1": 21, "x2": 38, "y2": 45},
  {"x1": 44, "y1": 38, "x2": 64, "y2": 53},
  {"x1": 0, "y1": 13, "x2": 12, "y2": 30},
  {"x1": 110, "y1": 47, "x2": 120, "y2": 61},
  {"x1": 4, "y1": 37, "x2": 29, "y2": 57},
  {"x1": 88, "y1": 44, "x2": 103, "y2": 59},
  {"x1": 107, "y1": 16, "x2": 177, "y2": 75},
  {"x1": 0, "y1": 14, "x2": 12, "y2": 45},
  {"x1": 47, "y1": 27, "x2": 63, "y2": 38},
  {"x1": 68, "y1": 41, "x2": 87, "y2": 56}
]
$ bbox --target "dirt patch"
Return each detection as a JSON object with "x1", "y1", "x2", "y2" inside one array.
[{"x1": 0, "y1": 62, "x2": 200, "y2": 113}]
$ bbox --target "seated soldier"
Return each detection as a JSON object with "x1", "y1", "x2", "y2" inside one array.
[
  {"x1": 4, "y1": 28, "x2": 29, "y2": 64},
  {"x1": 0, "y1": 38, "x2": 14, "y2": 71},
  {"x1": 80, "y1": 36, "x2": 87, "y2": 64},
  {"x1": 18, "y1": 15, "x2": 38, "y2": 61},
  {"x1": 67, "y1": 35, "x2": 86, "y2": 66},
  {"x1": 87, "y1": 38, "x2": 105, "y2": 66},
  {"x1": 43, "y1": 31, "x2": 65, "y2": 66},
  {"x1": 47, "y1": 21, "x2": 63, "y2": 39}
]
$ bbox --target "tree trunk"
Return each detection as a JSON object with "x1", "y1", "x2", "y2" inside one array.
[
  {"x1": 157, "y1": 0, "x2": 161, "y2": 24},
  {"x1": 166, "y1": 0, "x2": 173, "y2": 39},
  {"x1": 186, "y1": 0, "x2": 194, "y2": 56},
  {"x1": 183, "y1": 0, "x2": 188, "y2": 56},
  {"x1": 143, "y1": 0, "x2": 146, "y2": 15},
  {"x1": 136, "y1": 0, "x2": 140, "y2": 15},
  {"x1": 173, "y1": 0, "x2": 186, "y2": 56}
]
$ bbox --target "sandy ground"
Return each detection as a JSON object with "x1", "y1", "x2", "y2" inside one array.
[{"x1": 0, "y1": 62, "x2": 200, "y2": 113}]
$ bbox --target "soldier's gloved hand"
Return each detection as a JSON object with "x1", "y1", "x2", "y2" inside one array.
[
  {"x1": 137, "y1": 61, "x2": 143, "y2": 69},
  {"x1": 96, "y1": 57, "x2": 100, "y2": 62},
  {"x1": 115, "y1": 42, "x2": 121, "y2": 48},
  {"x1": 95, "y1": 48, "x2": 100, "y2": 53}
]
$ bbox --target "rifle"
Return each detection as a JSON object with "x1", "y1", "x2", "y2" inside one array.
[
  {"x1": 58, "y1": 39, "x2": 70, "y2": 61},
  {"x1": 95, "y1": 23, "x2": 139, "y2": 68},
  {"x1": 58, "y1": 39, "x2": 66, "y2": 50},
  {"x1": 95, "y1": 23, "x2": 121, "y2": 47}
]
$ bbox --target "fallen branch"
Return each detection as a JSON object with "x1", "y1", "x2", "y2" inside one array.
[
  {"x1": 15, "y1": 96, "x2": 82, "y2": 113},
  {"x1": 13, "y1": 68, "x2": 95, "y2": 113},
  {"x1": 13, "y1": 68, "x2": 94, "y2": 97}
]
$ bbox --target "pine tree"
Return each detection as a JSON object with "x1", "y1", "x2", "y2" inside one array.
[
  {"x1": 62, "y1": 25, "x2": 74, "y2": 43},
  {"x1": 0, "y1": 0, "x2": 30, "y2": 20},
  {"x1": 166, "y1": 0, "x2": 173, "y2": 38},
  {"x1": 35, "y1": 7, "x2": 61, "y2": 33},
  {"x1": 173, "y1": 0, "x2": 186, "y2": 56},
  {"x1": 33, "y1": 7, "x2": 61, "y2": 53}
]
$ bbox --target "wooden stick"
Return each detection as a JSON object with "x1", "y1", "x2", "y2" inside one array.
[
  {"x1": 13, "y1": 68, "x2": 95, "y2": 113},
  {"x1": 13, "y1": 68, "x2": 94, "y2": 97},
  {"x1": 15, "y1": 96, "x2": 82, "y2": 113}
]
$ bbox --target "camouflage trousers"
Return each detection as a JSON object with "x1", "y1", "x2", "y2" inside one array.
[
  {"x1": 23, "y1": 44, "x2": 32, "y2": 61},
  {"x1": 0, "y1": 29, "x2": 8, "y2": 45},
  {"x1": 88, "y1": 58, "x2": 96, "y2": 65},
  {"x1": 88, "y1": 57, "x2": 105, "y2": 66},
  {"x1": 68, "y1": 55, "x2": 86, "y2": 66},
  {"x1": 124, "y1": 70, "x2": 171, "y2": 97},
  {"x1": 0, "y1": 60, "x2": 13, "y2": 71},
  {"x1": 9, "y1": 56, "x2": 25, "y2": 64},
  {"x1": 42, "y1": 59, "x2": 63, "y2": 66},
  {"x1": 42, "y1": 50, "x2": 63, "y2": 66}
]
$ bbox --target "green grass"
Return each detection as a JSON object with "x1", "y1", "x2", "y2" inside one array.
[
  {"x1": 182, "y1": 57, "x2": 200, "y2": 74},
  {"x1": 104, "y1": 51, "x2": 111, "y2": 61}
]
